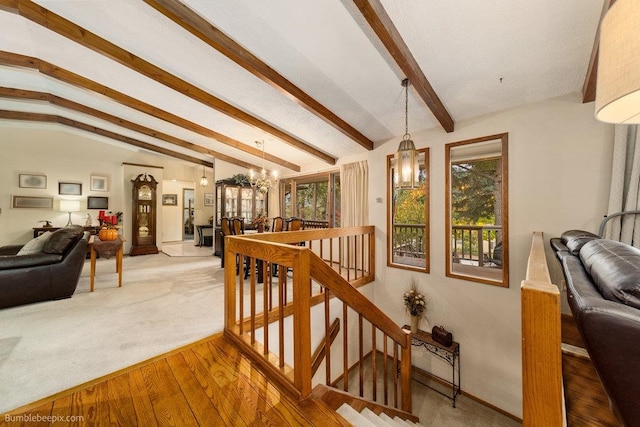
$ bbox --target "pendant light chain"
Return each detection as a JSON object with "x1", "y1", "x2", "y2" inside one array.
[{"x1": 405, "y1": 79, "x2": 409, "y2": 137}]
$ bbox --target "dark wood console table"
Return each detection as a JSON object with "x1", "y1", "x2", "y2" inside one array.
[{"x1": 403, "y1": 325, "x2": 461, "y2": 407}]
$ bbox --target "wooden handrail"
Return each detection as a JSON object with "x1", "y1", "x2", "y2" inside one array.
[
  {"x1": 521, "y1": 232, "x2": 565, "y2": 426},
  {"x1": 223, "y1": 226, "x2": 413, "y2": 414}
]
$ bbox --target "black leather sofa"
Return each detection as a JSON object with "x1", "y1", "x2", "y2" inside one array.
[
  {"x1": 0, "y1": 226, "x2": 89, "y2": 309},
  {"x1": 552, "y1": 230, "x2": 640, "y2": 427}
]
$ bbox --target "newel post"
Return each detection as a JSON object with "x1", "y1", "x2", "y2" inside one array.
[
  {"x1": 224, "y1": 237, "x2": 237, "y2": 331},
  {"x1": 400, "y1": 330, "x2": 413, "y2": 413},
  {"x1": 293, "y1": 248, "x2": 312, "y2": 397}
]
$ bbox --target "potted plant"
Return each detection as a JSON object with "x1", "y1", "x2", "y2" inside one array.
[
  {"x1": 403, "y1": 280, "x2": 427, "y2": 333},
  {"x1": 252, "y1": 211, "x2": 269, "y2": 233}
]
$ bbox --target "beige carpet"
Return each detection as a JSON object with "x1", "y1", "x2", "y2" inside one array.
[{"x1": 0, "y1": 253, "x2": 224, "y2": 413}]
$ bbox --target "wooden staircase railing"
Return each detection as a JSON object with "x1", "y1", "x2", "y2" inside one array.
[
  {"x1": 223, "y1": 226, "x2": 413, "y2": 414},
  {"x1": 521, "y1": 231, "x2": 566, "y2": 426}
]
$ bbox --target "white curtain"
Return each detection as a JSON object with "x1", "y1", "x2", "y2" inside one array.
[
  {"x1": 340, "y1": 160, "x2": 368, "y2": 227},
  {"x1": 606, "y1": 124, "x2": 640, "y2": 245}
]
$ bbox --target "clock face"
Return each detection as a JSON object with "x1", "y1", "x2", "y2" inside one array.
[{"x1": 138, "y1": 185, "x2": 152, "y2": 200}]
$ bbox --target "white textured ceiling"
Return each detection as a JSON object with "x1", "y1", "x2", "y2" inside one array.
[{"x1": 0, "y1": 0, "x2": 604, "y2": 173}]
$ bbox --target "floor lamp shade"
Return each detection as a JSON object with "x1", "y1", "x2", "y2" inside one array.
[{"x1": 595, "y1": 0, "x2": 640, "y2": 123}]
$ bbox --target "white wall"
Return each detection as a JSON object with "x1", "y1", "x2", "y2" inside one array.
[{"x1": 360, "y1": 93, "x2": 612, "y2": 417}]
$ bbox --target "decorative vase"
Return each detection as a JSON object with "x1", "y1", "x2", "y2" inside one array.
[
  {"x1": 257, "y1": 224, "x2": 264, "y2": 233},
  {"x1": 410, "y1": 315, "x2": 419, "y2": 333}
]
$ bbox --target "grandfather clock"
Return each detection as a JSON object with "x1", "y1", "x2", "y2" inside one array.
[{"x1": 130, "y1": 173, "x2": 159, "y2": 256}]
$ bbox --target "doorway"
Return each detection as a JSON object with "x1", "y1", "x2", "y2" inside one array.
[{"x1": 183, "y1": 188, "x2": 194, "y2": 241}]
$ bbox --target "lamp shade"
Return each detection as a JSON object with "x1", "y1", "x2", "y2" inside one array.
[
  {"x1": 59, "y1": 200, "x2": 80, "y2": 212},
  {"x1": 595, "y1": 0, "x2": 640, "y2": 123}
]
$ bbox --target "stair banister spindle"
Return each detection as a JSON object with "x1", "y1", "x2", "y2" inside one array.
[
  {"x1": 358, "y1": 314, "x2": 364, "y2": 396},
  {"x1": 324, "y1": 291, "x2": 331, "y2": 385},
  {"x1": 372, "y1": 324, "x2": 377, "y2": 401},
  {"x1": 343, "y1": 301, "x2": 348, "y2": 392}
]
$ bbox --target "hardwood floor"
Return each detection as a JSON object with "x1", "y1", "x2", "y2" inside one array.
[
  {"x1": 561, "y1": 314, "x2": 620, "y2": 426},
  {"x1": 2, "y1": 334, "x2": 348, "y2": 426},
  {"x1": 4, "y1": 312, "x2": 620, "y2": 426}
]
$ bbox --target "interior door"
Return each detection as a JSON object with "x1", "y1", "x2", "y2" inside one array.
[{"x1": 183, "y1": 188, "x2": 194, "y2": 240}]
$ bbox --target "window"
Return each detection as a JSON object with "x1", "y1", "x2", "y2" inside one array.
[
  {"x1": 387, "y1": 148, "x2": 430, "y2": 272},
  {"x1": 280, "y1": 172, "x2": 340, "y2": 227},
  {"x1": 445, "y1": 133, "x2": 509, "y2": 287}
]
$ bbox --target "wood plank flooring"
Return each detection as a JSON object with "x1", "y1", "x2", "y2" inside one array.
[
  {"x1": 1, "y1": 333, "x2": 348, "y2": 426},
  {"x1": 561, "y1": 314, "x2": 620, "y2": 426}
]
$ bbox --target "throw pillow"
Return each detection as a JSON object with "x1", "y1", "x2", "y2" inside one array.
[
  {"x1": 561, "y1": 230, "x2": 600, "y2": 255},
  {"x1": 43, "y1": 226, "x2": 84, "y2": 255},
  {"x1": 17, "y1": 231, "x2": 52, "y2": 256}
]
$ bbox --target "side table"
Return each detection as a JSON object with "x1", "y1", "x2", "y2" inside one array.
[
  {"x1": 89, "y1": 235, "x2": 125, "y2": 292},
  {"x1": 403, "y1": 325, "x2": 461, "y2": 407}
]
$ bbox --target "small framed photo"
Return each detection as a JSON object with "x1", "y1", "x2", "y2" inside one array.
[
  {"x1": 12, "y1": 195, "x2": 53, "y2": 209},
  {"x1": 162, "y1": 194, "x2": 178, "y2": 206},
  {"x1": 90, "y1": 175, "x2": 108, "y2": 192},
  {"x1": 204, "y1": 193, "x2": 214, "y2": 206},
  {"x1": 59, "y1": 182, "x2": 82, "y2": 196},
  {"x1": 19, "y1": 174, "x2": 47, "y2": 189},
  {"x1": 87, "y1": 196, "x2": 109, "y2": 209}
]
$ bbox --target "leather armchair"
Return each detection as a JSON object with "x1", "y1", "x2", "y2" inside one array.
[{"x1": 0, "y1": 226, "x2": 90, "y2": 309}]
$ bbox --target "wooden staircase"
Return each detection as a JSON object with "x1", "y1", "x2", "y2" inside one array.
[{"x1": 224, "y1": 226, "x2": 417, "y2": 422}]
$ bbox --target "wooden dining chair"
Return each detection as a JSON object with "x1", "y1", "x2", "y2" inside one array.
[
  {"x1": 271, "y1": 216, "x2": 285, "y2": 233},
  {"x1": 232, "y1": 217, "x2": 245, "y2": 235},
  {"x1": 286, "y1": 217, "x2": 304, "y2": 231}
]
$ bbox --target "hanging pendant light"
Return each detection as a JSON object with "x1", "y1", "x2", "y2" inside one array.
[
  {"x1": 199, "y1": 165, "x2": 208, "y2": 187},
  {"x1": 395, "y1": 78, "x2": 418, "y2": 189}
]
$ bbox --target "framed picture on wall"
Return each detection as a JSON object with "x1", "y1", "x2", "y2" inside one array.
[
  {"x1": 12, "y1": 195, "x2": 53, "y2": 209},
  {"x1": 19, "y1": 174, "x2": 47, "y2": 189},
  {"x1": 87, "y1": 196, "x2": 109, "y2": 209},
  {"x1": 90, "y1": 175, "x2": 108, "y2": 192},
  {"x1": 58, "y1": 182, "x2": 82, "y2": 196},
  {"x1": 204, "y1": 193, "x2": 214, "y2": 206},
  {"x1": 162, "y1": 194, "x2": 178, "y2": 206}
]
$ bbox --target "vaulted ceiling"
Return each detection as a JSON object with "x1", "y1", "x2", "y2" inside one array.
[{"x1": 0, "y1": 0, "x2": 606, "y2": 175}]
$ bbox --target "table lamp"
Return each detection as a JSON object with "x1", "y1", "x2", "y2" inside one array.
[{"x1": 59, "y1": 200, "x2": 81, "y2": 226}]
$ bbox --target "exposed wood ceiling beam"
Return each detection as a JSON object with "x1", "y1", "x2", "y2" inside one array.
[
  {"x1": 351, "y1": 0, "x2": 454, "y2": 133},
  {"x1": 0, "y1": 110, "x2": 212, "y2": 167},
  {"x1": 144, "y1": 0, "x2": 374, "y2": 151},
  {"x1": 0, "y1": 51, "x2": 301, "y2": 172},
  {"x1": 0, "y1": 0, "x2": 336, "y2": 165},
  {"x1": 582, "y1": 0, "x2": 616, "y2": 103},
  {"x1": 0, "y1": 87, "x2": 265, "y2": 171}
]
